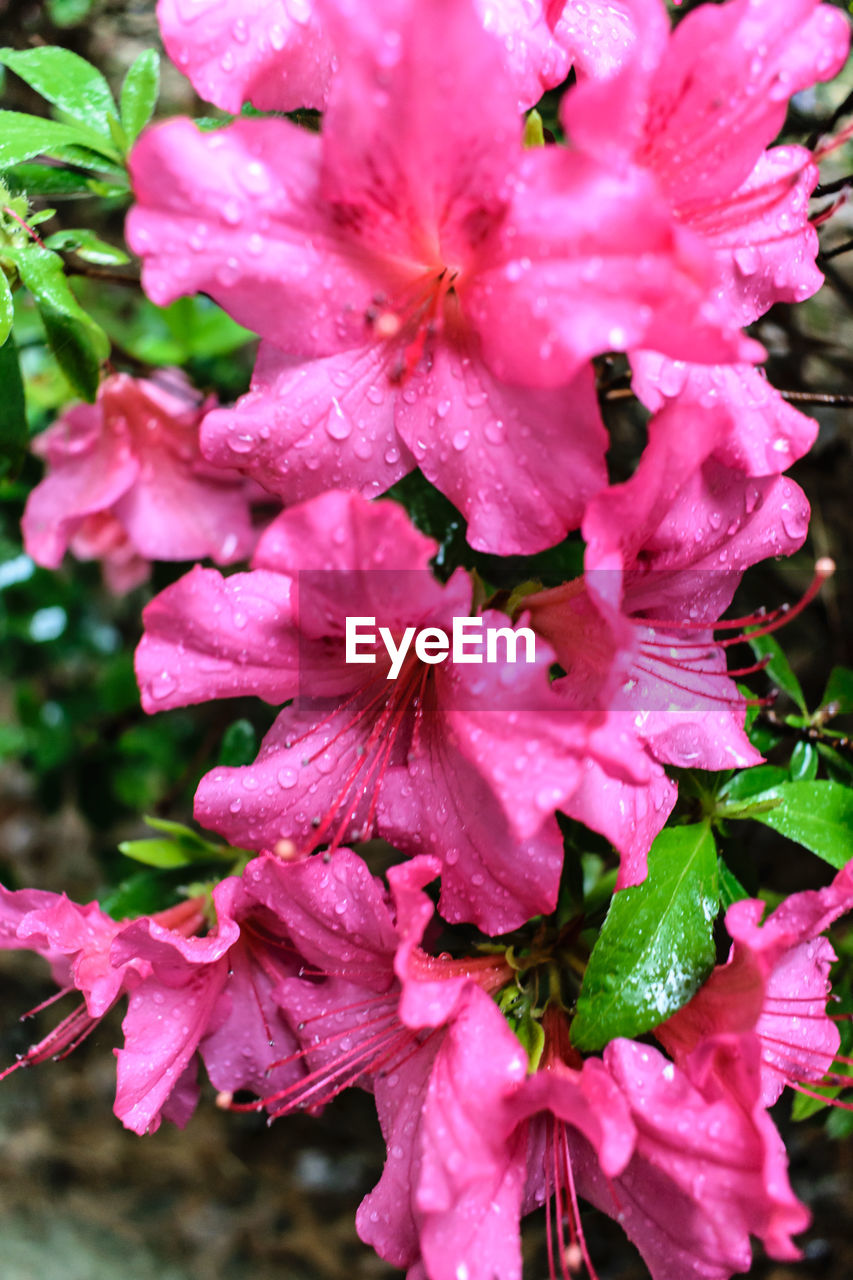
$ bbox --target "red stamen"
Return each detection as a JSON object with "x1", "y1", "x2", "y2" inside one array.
[
  {"x1": 679, "y1": 161, "x2": 811, "y2": 240},
  {"x1": 296, "y1": 652, "x2": 429, "y2": 856},
  {"x1": 812, "y1": 190, "x2": 848, "y2": 227},
  {"x1": 0, "y1": 1000, "x2": 99, "y2": 1081},
  {"x1": 633, "y1": 559, "x2": 834, "y2": 637},
  {"x1": 20, "y1": 985, "x2": 75, "y2": 1020},
  {"x1": 631, "y1": 660, "x2": 773, "y2": 707},
  {"x1": 367, "y1": 267, "x2": 457, "y2": 384},
  {"x1": 790, "y1": 1080, "x2": 853, "y2": 1111},
  {"x1": 814, "y1": 120, "x2": 853, "y2": 161}
]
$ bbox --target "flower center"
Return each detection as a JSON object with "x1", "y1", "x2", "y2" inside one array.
[
  {"x1": 284, "y1": 649, "x2": 433, "y2": 856},
  {"x1": 365, "y1": 266, "x2": 459, "y2": 383}
]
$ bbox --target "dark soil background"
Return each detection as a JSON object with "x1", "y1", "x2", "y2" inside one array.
[{"x1": 0, "y1": 2, "x2": 852, "y2": 1278}]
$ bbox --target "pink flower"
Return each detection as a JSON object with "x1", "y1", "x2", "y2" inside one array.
[
  {"x1": 129, "y1": 0, "x2": 747, "y2": 555},
  {"x1": 234, "y1": 848, "x2": 528, "y2": 1274},
  {"x1": 21, "y1": 372, "x2": 259, "y2": 592},
  {"x1": 157, "y1": 0, "x2": 334, "y2": 114},
  {"x1": 110, "y1": 871, "x2": 314, "y2": 1134},
  {"x1": 560, "y1": 0, "x2": 849, "y2": 458},
  {"x1": 569, "y1": 1037, "x2": 810, "y2": 1280},
  {"x1": 136, "y1": 490, "x2": 648, "y2": 932},
  {"x1": 366, "y1": 997, "x2": 809, "y2": 1280},
  {"x1": 157, "y1": 0, "x2": 571, "y2": 116},
  {"x1": 0, "y1": 887, "x2": 203, "y2": 1089},
  {"x1": 526, "y1": 400, "x2": 811, "y2": 882},
  {"x1": 547, "y1": 0, "x2": 645, "y2": 80},
  {"x1": 631, "y1": 356, "x2": 820, "y2": 477},
  {"x1": 658, "y1": 860, "x2": 853, "y2": 1109}
]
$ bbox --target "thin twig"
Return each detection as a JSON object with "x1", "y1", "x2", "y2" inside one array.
[
  {"x1": 807, "y1": 85, "x2": 853, "y2": 150},
  {"x1": 814, "y1": 174, "x2": 853, "y2": 198},
  {"x1": 63, "y1": 261, "x2": 141, "y2": 286},
  {"x1": 820, "y1": 238, "x2": 853, "y2": 263},
  {"x1": 600, "y1": 386, "x2": 853, "y2": 407}
]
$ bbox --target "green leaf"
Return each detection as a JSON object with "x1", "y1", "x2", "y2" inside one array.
[
  {"x1": 0, "y1": 47, "x2": 117, "y2": 137},
  {"x1": 3, "y1": 162, "x2": 96, "y2": 196},
  {"x1": 46, "y1": 141, "x2": 127, "y2": 175},
  {"x1": 137, "y1": 815, "x2": 235, "y2": 861},
  {"x1": 0, "y1": 331, "x2": 28, "y2": 479},
  {"x1": 120, "y1": 50, "x2": 160, "y2": 146},
  {"x1": 571, "y1": 823, "x2": 719, "y2": 1052},
  {"x1": 717, "y1": 764, "x2": 789, "y2": 806},
  {"x1": 46, "y1": 0, "x2": 96, "y2": 26},
  {"x1": 817, "y1": 742, "x2": 853, "y2": 784},
  {"x1": 742, "y1": 780, "x2": 853, "y2": 869},
  {"x1": 790, "y1": 741, "x2": 819, "y2": 782},
  {"x1": 8, "y1": 244, "x2": 108, "y2": 399},
  {"x1": 100, "y1": 869, "x2": 181, "y2": 920},
  {"x1": 718, "y1": 858, "x2": 749, "y2": 910},
  {"x1": 791, "y1": 1083, "x2": 840, "y2": 1121},
  {"x1": 0, "y1": 111, "x2": 109, "y2": 168},
  {"x1": 219, "y1": 718, "x2": 258, "y2": 767},
  {"x1": 821, "y1": 666, "x2": 853, "y2": 719},
  {"x1": 748, "y1": 632, "x2": 807, "y2": 713},
  {"x1": 43, "y1": 228, "x2": 130, "y2": 265},
  {"x1": 118, "y1": 837, "x2": 196, "y2": 869},
  {"x1": 0, "y1": 268, "x2": 13, "y2": 347},
  {"x1": 498, "y1": 986, "x2": 545, "y2": 1072}
]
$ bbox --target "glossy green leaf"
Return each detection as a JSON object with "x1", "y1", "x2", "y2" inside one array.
[
  {"x1": 817, "y1": 742, "x2": 853, "y2": 784},
  {"x1": 117, "y1": 837, "x2": 196, "y2": 869},
  {"x1": 790, "y1": 741, "x2": 819, "y2": 782},
  {"x1": 718, "y1": 858, "x2": 750, "y2": 911},
  {"x1": 0, "y1": 47, "x2": 116, "y2": 137},
  {"x1": 8, "y1": 245, "x2": 108, "y2": 399},
  {"x1": 100, "y1": 870, "x2": 182, "y2": 921},
  {"x1": 43, "y1": 228, "x2": 130, "y2": 265},
  {"x1": 0, "y1": 268, "x2": 12, "y2": 347},
  {"x1": 120, "y1": 50, "x2": 160, "y2": 146},
  {"x1": 0, "y1": 111, "x2": 108, "y2": 168},
  {"x1": 821, "y1": 666, "x2": 853, "y2": 719},
  {"x1": 3, "y1": 163, "x2": 95, "y2": 196},
  {"x1": 742, "y1": 780, "x2": 853, "y2": 869},
  {"x1": 717, "y1": 764, "x2": 788, "y2": 807},
  {"x1": 46, "y1": 142, "x2": 128, "y2": 176},
  {"x1": 3, "y1": 165, "x2": 91, "y2": 197},
  {"x1": 748, "y1": 631, "x2": 807, "y2": 713},
  {"x1": 219, "y1": 718, "x2": 258, "y2": 767},
  {"x1": 571, "y1": 823, "x2": 719, "y2": 1052},
  {"x1": 0, "y1": 330, "x2": 27, "y2": 479}
]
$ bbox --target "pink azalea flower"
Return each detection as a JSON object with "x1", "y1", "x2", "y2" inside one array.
[
  {"x1": 367, "y1": 996, "x2": 809, "y2": 1280},
  {"x1": 136, "y1": 490, "x2": 648, "y2": 932},
  {"x1": 0, "y1": 886, "x2": 203, "y2": 1089},
  {"x1": 568, "y1": 1036, "x2": 810, "y2": 1280},
  {"x1": 547, "y1": 0, "x2": 645, "y2": 80},
  {"x1": 560, "y1": 0, "x2": 849, "y2": 454},
  {"x1": 110, "y1": 872, "x2": 308, "y2": 1135},
  {"x1": 232, "y1": 848, "x2": 527, "y2": 1274},
  {"x1": 658, "y1": 860, "x2": 853, "y2": 1109},
  {"x1": 525, "y1": 400, "x2": 812, "y2": 882},
  {"x1": 631, "y1": 355, "x2": 820, "y2": 477},
  {"x1": 157, "y1": 0, "x2": 334, "y2": 114},
  {"x1": 21, "y1": 372, "x2": 258, "y2": 592},
  {"x1": 129, "y1": 0, "x2": 748, "y2": 554},
  {"x1": 158, "y1": 0, "x2": 574, "y2": 116}
]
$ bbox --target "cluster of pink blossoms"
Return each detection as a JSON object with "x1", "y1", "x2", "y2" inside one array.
[{"x1": 7, "y1": 0, "x2": 853, "y2": 1278}]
